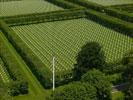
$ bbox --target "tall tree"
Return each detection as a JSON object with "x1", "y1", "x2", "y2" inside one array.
[{"x1": 73, "y1": 42, "x2": 105, "y2": 80}]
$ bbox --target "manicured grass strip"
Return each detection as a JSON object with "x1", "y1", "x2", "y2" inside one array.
[
  {"x1": 0, "y1": 31, "x2": 47, "y2": 99},
  {"x1": 112, "y1": 91, "x2": 125, "y2": 100}
]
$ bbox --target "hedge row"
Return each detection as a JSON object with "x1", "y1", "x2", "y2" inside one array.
[
  {"x1": 0, "y1": 24, "x2": 28, "y2": 96},
  {"x1": 2, "y1": 8, "x2": 86, "y2": 26},
  {"x1": 46, "y1": 0, "x2": 84, "y2": 9},
  {"x1": 104, "y1": 7, "x2": 133, "y2": 23},
  {"x1": 66, "y1": 0, "x2": 133, "y2": 22},
  {"x1": 0, "y1": 20, "x2": 52, "y2": 89},
  {"x1": 85, "y1": 9, "x2": 133, "y2": 37},
  {"x1": 66, "y1": 0, "x2": 103, "y2": 11},
  {"x1": 58, "y1": 0, "x2": 133, "y2": 37}
]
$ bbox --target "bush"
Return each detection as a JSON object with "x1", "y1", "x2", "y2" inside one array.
[
  {"x1": 102, "y1": 63, "x2": 127, "y2": 74},
  {"x1": 48, "y1": 82, "x2": 97, "y2": 100},
  {"x1": 122, "y1": 63, "x2": 133, "y2": 81},
  {"x1": 81, "y1": 69, "x2": 112, "y2": 100},
  {"x1": 129, "y1": 80, "x2": 133, "y2": 99}
]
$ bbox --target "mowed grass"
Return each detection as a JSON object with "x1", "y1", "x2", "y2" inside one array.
[
  {"x1": 86, "y1": 0, "x2": 133, "y2": 6},
  {"x1": 112, "y1": 91, "x2": 125, "y2": 100},
  {"x1": 11, "y1": 18, "x2": 132, "y2": 73},
  {"x1": 0, "y1": 0, "x2": 63, "y2": 17}
]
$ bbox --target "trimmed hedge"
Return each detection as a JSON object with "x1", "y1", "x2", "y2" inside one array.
[
  {"x1": 0, "y1": 20, "x2": 52, "y2": 88},
  {"x1": 0, "y1": 28, "x2": 28, "y2": 96},
  {"x1": 66, "y1": 0, "x2": 103, "y2": 11},
  {"x1": 104, "y1": 7, "x2": 133, "y2": 23},
  {"x1": 46, "y1": 0, "x2": 84, "y2": 9},
  {"x1": 85, "y1": 9, "x2": 133, "y2": 37},
  {"x1": 66, "y1": 0, "x2": 133, "y2": 22},
  {"x1": 2, "y1": 8, "x2": 86, "y2": 26}
]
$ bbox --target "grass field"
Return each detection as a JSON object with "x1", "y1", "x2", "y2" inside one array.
[
  {"x1": 0, "y1": 0, "x2": 63, "y2": 17},
  {"x1": 86, "y1": 0, "x2": 133, "y2": 6},
  {"x1": 11, "y1": 18, "x2": 132, "y2": 73}
]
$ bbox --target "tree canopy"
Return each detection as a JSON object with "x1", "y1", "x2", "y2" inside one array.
[
  {"x1": 48, "y1": 82, "x2": 97, "y2": 100},
  {"x1": 81, "y1": 69, "x2": 112, "y2": 100},
  {"x1": 73, "y1": 42, "x2": 105, "y2": 80},
  {"x1": 122, "y1": 63, "x2": 133, "y2": 81}
]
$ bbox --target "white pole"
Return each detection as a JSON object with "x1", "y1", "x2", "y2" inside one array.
[{"x1": 52, "y1": 57, "x2": 55, "y2": 91}]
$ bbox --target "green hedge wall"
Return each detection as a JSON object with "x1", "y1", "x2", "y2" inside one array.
[
  {"x1": 66, "y1": 0, "x2": 133, "y2": 22},
  {"x1": 104, "y1": 8, "x2": 133, "y2": 23},
  {"x1": 2, "y1": 8, "x2": 86, "y2": 26},
  {"x1": 0, "y1": 24, "x2": 28, "y2": 96},
  {"x1": 85, "y1": 9, "x2": 133, "y2": 37},
  {"x1": 46, "y1": 0, "x2": 84, "y2": 9},
  {"x1": 0, "y1": 20, "x2": 52, "y2": 89}
]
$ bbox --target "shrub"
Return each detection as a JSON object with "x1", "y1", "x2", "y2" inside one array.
[
  {"x1": 81, "y1": 69, "x2": 112, "y2": 100},
  {"x1": 48, "y1": 82, "x2": 97, "y2": 100}
]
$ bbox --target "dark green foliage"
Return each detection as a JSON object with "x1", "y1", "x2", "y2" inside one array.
[
  {"x1": 73, "y1": 42, "x2": 105, "y2": 80},
  {"x1": 81, "y1": 69, "x2": 112, "y2": 100},
  {"x1": 122, "y1": 63, "x2": 133, "y2": 81},
  {"x1": 103, "y1": 8, "x2": 133, "y2": 23},
  {"x1": 129, "y1": 80, "x2": 133, "y2": 99},
  {"x1": 9, "y1": 81, "x2": 28, "y2": 96},
  {"x1": 18, "y1": 82, "x2": 28, "y2": 94},
  {"x1": 48, "y1": 82, "x2": 97, "y2": 100},
  {"x1": 9, "y1": 82, "x2": 20, "y2": 96},
  {"x1": 122, "y1": 50, "x2": 133, "y2": 65},
  {"x1": 102, "y1": 63, "x2": 127, "y2": 74}
]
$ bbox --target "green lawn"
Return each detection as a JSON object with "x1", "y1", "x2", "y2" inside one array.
[
  {"x1": 112, "y1": 91, "x2": 125, "y2": 100},
  {"x1": 0, "y1": 31, "x2": 48, "y2": 100},
  {"x1": 0, "y1": 0, "x2": 63, "y2": 17},
  {"x1": 11, "y1": 18, "x2": 132, "y2": 73},
  {"x1": 86, "y1": 0, "x2": 133, "y2": 6}
]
